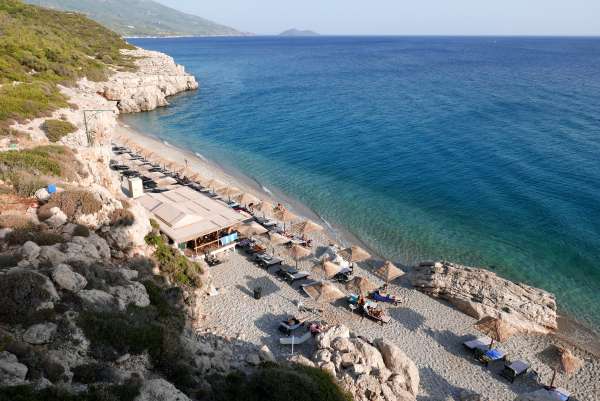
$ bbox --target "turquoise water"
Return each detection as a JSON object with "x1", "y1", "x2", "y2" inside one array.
[{"x1": 124, "y1": 36, "x2": 600, "y2": 331}]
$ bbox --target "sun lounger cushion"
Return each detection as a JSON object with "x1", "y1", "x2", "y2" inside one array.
[
  {"x1": 463, "y1": 337, "x2": 492, "y2": 351},
  {"x1": 484, "y1": 348, "x2": 505, "y2": 361},
  {"x1": 508, "y1": 360, "x2": 529, "y2": 375}
]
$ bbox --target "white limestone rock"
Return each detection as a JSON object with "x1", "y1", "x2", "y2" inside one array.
[
  {"x1": 109, "y1": 282, "x2": 150, "y2": 309},
  {"x1": 135, "y1": 378, "x2": 191, "y2": 401},
  {"x1": 0, "y1": 351, "x2": 28, "y2": 386},
  {"x1": 23, "y1": 323, "x2": 58, "y2": 345},
  {"x1": 52, "y1": 264, "x2": 88, "y2": 293},
  {"x1": 78, "y1": 289, "x2": 117, "y2": 311},
  {"x1": 373, "y1": 338, "x2": 419, "y2": 396},
  {"x1": 21, "y1": 241, "x2": 40, "y2": 261}
]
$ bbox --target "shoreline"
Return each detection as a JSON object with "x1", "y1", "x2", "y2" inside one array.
[{"x1": 115, "y1": 118, "x2": 600, "y2": 357}]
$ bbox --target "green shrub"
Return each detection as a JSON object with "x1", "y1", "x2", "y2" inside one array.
[
  {"x1": 73, "y1": 224, "x2": 90, "y2": 237},
  {"x1": 109, "y1": 208, "x2": 135, "y2": 227},
  {"x1": 145, "y1": 233, "x2": 203, "y2": 288},
  {"x1": 41, "y1": 119, "x2": 77, "y2": 142},
  {"x1": 0, "y1": 253, "x2": 21, "y2": 268},
  {"x1": 6, "y1": 171, "x2": 47, "y2": 197},
  {"x1": 0, "y1": 213, "x2": 32, "y2": 228},
  {"x1": 211, "y1": 364, "x2": 352, "y2": 401},
  {"x1": 0, "y1": 382, "x2": 140, "y2": 401},
  {"x1": 5, "y1": 226, "x2": 64, "y2": 246},
  {"x1": 0, "y1": 145, "x2": 82, "y2": 184},
  {"x1": 38, "y1": 190, "x2": 102, "y2": 219}
]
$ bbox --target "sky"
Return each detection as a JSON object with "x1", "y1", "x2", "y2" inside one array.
[{"x1": 156, "y1": 0, "x2": 600, "y2": 36}]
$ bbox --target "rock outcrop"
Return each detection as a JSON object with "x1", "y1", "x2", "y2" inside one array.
[
  {"x1": 101, "y1": 48, "x2": 199, "y2": 113},
  {"x1": 410, "y1": 261, "x2": 557, "y2": 334},
  {"x1": 310, "y1": 325, "x2": 420, "y2": 401}
]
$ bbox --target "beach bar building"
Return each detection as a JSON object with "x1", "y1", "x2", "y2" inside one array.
[{"x1": 138, "y1": 186, "x2": 247, "y2": 256}]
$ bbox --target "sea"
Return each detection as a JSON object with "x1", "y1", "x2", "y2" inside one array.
[{"x1": 123, "y1": 36, "x2": 600, "y2": 332}]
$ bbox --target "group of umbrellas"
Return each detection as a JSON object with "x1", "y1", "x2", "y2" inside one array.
[{"x1": 474, "y1": 316, "x2": 583, "y2": 388}]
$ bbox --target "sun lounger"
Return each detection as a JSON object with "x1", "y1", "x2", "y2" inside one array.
[
  {"x1": 463, "y1": 337, "x2": 492, "y2": 352},
  {"x1": 255, "y1": 254, "x2": 283, "y2": 268},
  {"x1": 501, "y1": 360, "x2": 529, "y2": 382},
  {"x1": 549, "y1": 387, "x2": 570, "y2": 401},
  {"x1": 361, "y1": 304, "x2": 391, "y2": 324},
  {"x1": 477, "y1": 347, "x2": 506, "y2": 366},
  {"x1": 279, "y1": 330, "x2": 312, "y2": 345},
  {"x1": 279, "y1": 318, "x2": 303, "y2": 335},
  {"x1": 284, "y1": 271, "x2": 311, "y2": 284}
]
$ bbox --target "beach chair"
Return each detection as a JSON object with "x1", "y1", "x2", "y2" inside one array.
[
  {"x1": 501, "y1": 360, "x2": 529, "y2": 382},
  {"x1": 284, "y1": 270, "x2": 311, "y2": 284},
  {"x1": 477, "y1": 347, "x2": 506, "y2": 366},
  {"x1": 279, "y1": 318, "x2": 303, "y2": 335},
  {"x1": 463, "y1": 337, "x2": 492, "y2": 353},
  {"x1": 257, "y1": 255, "x2": 283, "y2": 268},
  {"x1": 279, "y1": 330, "x2": 312, "y2": 345},
  {"x1": 548, "y1": 387, "x2": 570, "y2": 401}
]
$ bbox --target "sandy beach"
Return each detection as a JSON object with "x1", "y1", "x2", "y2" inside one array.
[{"x1": 114, "y1": 119, "x2": 600, "y2": 400}]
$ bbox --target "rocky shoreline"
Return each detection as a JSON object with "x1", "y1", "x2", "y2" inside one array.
[{"x1": 1, "y1": 45, "x2": 599, "y2": 401}]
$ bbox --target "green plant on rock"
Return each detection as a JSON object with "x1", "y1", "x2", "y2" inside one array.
[
  {"x1": 5, "y1": 225, "x2": 65, "y2": 246},
  {"x1": 41, "y1": 119, "x2": 77, "y2": 142},
  {"x1": 144, "y1": 233, "x2": 203, "y2": 288}
]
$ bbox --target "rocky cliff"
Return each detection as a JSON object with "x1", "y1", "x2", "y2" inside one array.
[
  {"x1": 410, "y1": 261, "x2": 558, "y2": 335},
  {"x1": 100, "y1": 48, "x2": 199, "y2": 113}
]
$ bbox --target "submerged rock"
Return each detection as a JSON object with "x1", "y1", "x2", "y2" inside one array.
[{"x1": 410, "y1": 261, "x2": 557, "y2": 334}]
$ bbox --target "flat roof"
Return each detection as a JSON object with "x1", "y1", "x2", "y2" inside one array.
[{"x1": 138, "y1": 186, "x2": 247, "y2": 243}]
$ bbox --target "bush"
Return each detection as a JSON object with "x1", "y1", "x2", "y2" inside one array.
[
  {"x1": 0, "y1": 145, "x2": 82, "y2": 183},
  {"x1": 73, "y1": 224, "x2": 90, "y2": 237},
  {"x1": 38, "y1": 190, "x2": 102, "y2": 219},
  {"x1": 0, "y1": 213, "x2": 32, "y2": 229},
  {"x1": 0, "y1": 269, "x2": 58, "y2": 325},
  {"x1": 41, "y1": 119, "x2": 77, "y2": 142},
  {"x1": 0, "y1": 382, "x2": 140, "y2": 401},
  {"x1": 0, "y1": 253, "x2": 21, "y2": 268},
  {"x1": 109, "y1": 208, "x2": 135, "y2": 227},
  {"x1": 145, "y1": 233, "x2": 203, "y2": 288},
  {"x1": 5, "y1": 226, "x2": 65, "y2": 246},
  {"x1": 5, "y1": 171, "x2": 47, "y2": 197},
  {"x1": 211, "y1": 364, "x2": 353, "y2": 401}
]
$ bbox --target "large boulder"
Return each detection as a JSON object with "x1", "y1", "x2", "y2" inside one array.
[
  {"x1": 104, "y1": 203, "x2": 152, "y2": 251},
  {"x1": 410, "y1": 261, "x2": 557, "y2": 334},
  {"x1": 44, "y1": 207, "x2": 67, "y2": 228},
  {"x1": 0, "y1": 351, "x2": 28, "y2": 386},
  {"x1": 52, "y1": 264, "x2": 88, "y2": 293},
  {"x1": 62, "y1": 234, "x2": 110, "y2": 263},
  {"x1": 21, "y1": 241, "x2": 40, "y2": 261},
  {"x1": 78, "y1": 289, "x2": 117, "y2": 311},
  {"x1": 316, "y1": 324, "x2": 350, "y2": 349},
  {"x1": 38, "y1": 246, "x2": 67, "y2": 267},
  {"x1": 108, "y1": 282, "x2": 150, "y2": 309},
  {"x1": 373, "y1": 338, "x2": 419, "y2": 396},
  {"x1": 351, "y1": 338, "x2": 386, "y2": 372},
  {"x1": 23, "y1": 323, "x2": 58, "y2": 345},
  {"x1": 0, "y1": 269, "x2": 59, "y2": 324},
  {"x1": 135, "y1": 378, "x2": 191, "y2": 401}
]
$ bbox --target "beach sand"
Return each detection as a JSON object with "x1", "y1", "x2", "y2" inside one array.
[{"x1": 115, "y1": 121, "x2": 600, "y2": 400}]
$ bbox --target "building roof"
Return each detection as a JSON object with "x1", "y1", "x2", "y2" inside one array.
[{"x1": 138, "y1": 186, "x2": 247, "y2": 243}]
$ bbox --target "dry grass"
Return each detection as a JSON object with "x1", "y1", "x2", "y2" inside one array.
[
  {"x1": 0, "y1": 213, "x2": 32, "y2": 229},
  {"x1": 38, "y1": 190, "x2": 102, "y2": 220}
]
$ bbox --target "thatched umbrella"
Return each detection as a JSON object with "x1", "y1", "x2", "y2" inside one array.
[
  {"x1": 218, "y1": 186, "x2": 241, "y2": 202},
  {"x1": 345, "y1": 276, "x2": 378, "y2": 296},
  {"x1": 474, "y1": 316, "x2": 516, "y2": 349},
  {"x1": 289, "y1": 244, "x2": 311, "y2": 270},
  {"x1": 235, "y1": 192, "x2": 259, "y2": 208},
  {"x1": 375, "y1": 261, "x2": 405, "y2": 284},
  {"x1": 237, "y1": 221, "x2": 268, "y2": 237},
  {"x1": 268, "y1": 231, "x2": 289, "y2": 255},
  {"x1": 273, "y1": 208, "x2": 298, "y2": 232},
  {"x1": 547, "y1": 346, "x2": 583, "y2": 388},
  {"x1": 340, "y1": 245, "x2": 371, "y2": 263},
  {"x1": 291, "y1": 220, "x2": 324, "y2": 238},
  {"x1": 255, "y1": 201, "x2": 274, "y2": 218},
  {"x1": 190, "y1": 173, "x2": 204, "y2": 183},
  {"x1": 303, "y1": 282, "x2": 345, "y2": 304},
  {"x1": 206, "y1": 179, "x2": 225, "y2": 193},
  {"x1": 318, "y1": 260, "x2": 342, "y2": 279}
]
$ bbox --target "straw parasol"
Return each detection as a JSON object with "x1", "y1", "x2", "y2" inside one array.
[
  {"x1": 345, "y1": 276, "x2": 378, "y2": 296},
  {"x1": 235, "y1": 192, "x2": 259, "y2": 207},
  {"x1": 340, "y1": 245, "x2": 371, "y2": 263},
  {"x1": 303, "y1": 282, "x2": 345, "y2": 304},
  {"x1": 289, "y1": 244, "x2": 311, "y2": 269},
  {"x1": 291, "y1": 220, "x2": 324, "y2": 238},
  {"x1": 268, "y1": 231, "x2": 289, "y2": 254},
  {"x1": 273, "y1": 208, "x2": 298, "y2": 232},
  {"x1": 474, "y1": 316, "x2": 516, "y2": 349},
  {"x1": 319, "y1": 260, "x2": 342, "y2": 279},
  {"x1": 190, "y1": 173, "x2": 204, "y2": 183},
  {"x1": 375, "y1": 261, "x2": 405, "y2": 284},
  {"x1": 547, "y1": 346, "x2": 583, "y2": 388},
  {"x1": 255, "y1": 201, "x2": 274, "y2": 217},
  {"x1": 206, "y1": 178, "x2": 225, "y2": 193},
  {"x1": 237, "y1": 221, "x2": 268, "y2": 237},
  {"x1": 218, "y1": 186, "x2": 241, "y2": 202}
]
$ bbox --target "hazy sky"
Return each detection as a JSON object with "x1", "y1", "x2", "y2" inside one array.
[{"x1": 156, "y1": 0, "x2": 600, "y2": 36}]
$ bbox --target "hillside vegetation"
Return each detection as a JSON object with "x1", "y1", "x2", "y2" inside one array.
[
  {"x1": 24, "y1": 0, "x2": 244, "y2": 37},
  {"x1": 0, "y1": 0, "x2": 135, "y2": 127}
]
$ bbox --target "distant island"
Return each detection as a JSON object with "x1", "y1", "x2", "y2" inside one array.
[
  {"x1": 23, "y1": 0, "x2": 246, "y2": 37},
  {"x1": 279, "y1": 28, "x2": 319, "y2": 36}
]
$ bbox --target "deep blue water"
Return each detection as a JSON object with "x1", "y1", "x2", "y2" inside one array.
[{"x1": 124, "y1": 36, "x2": 600, "y2": 330}]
